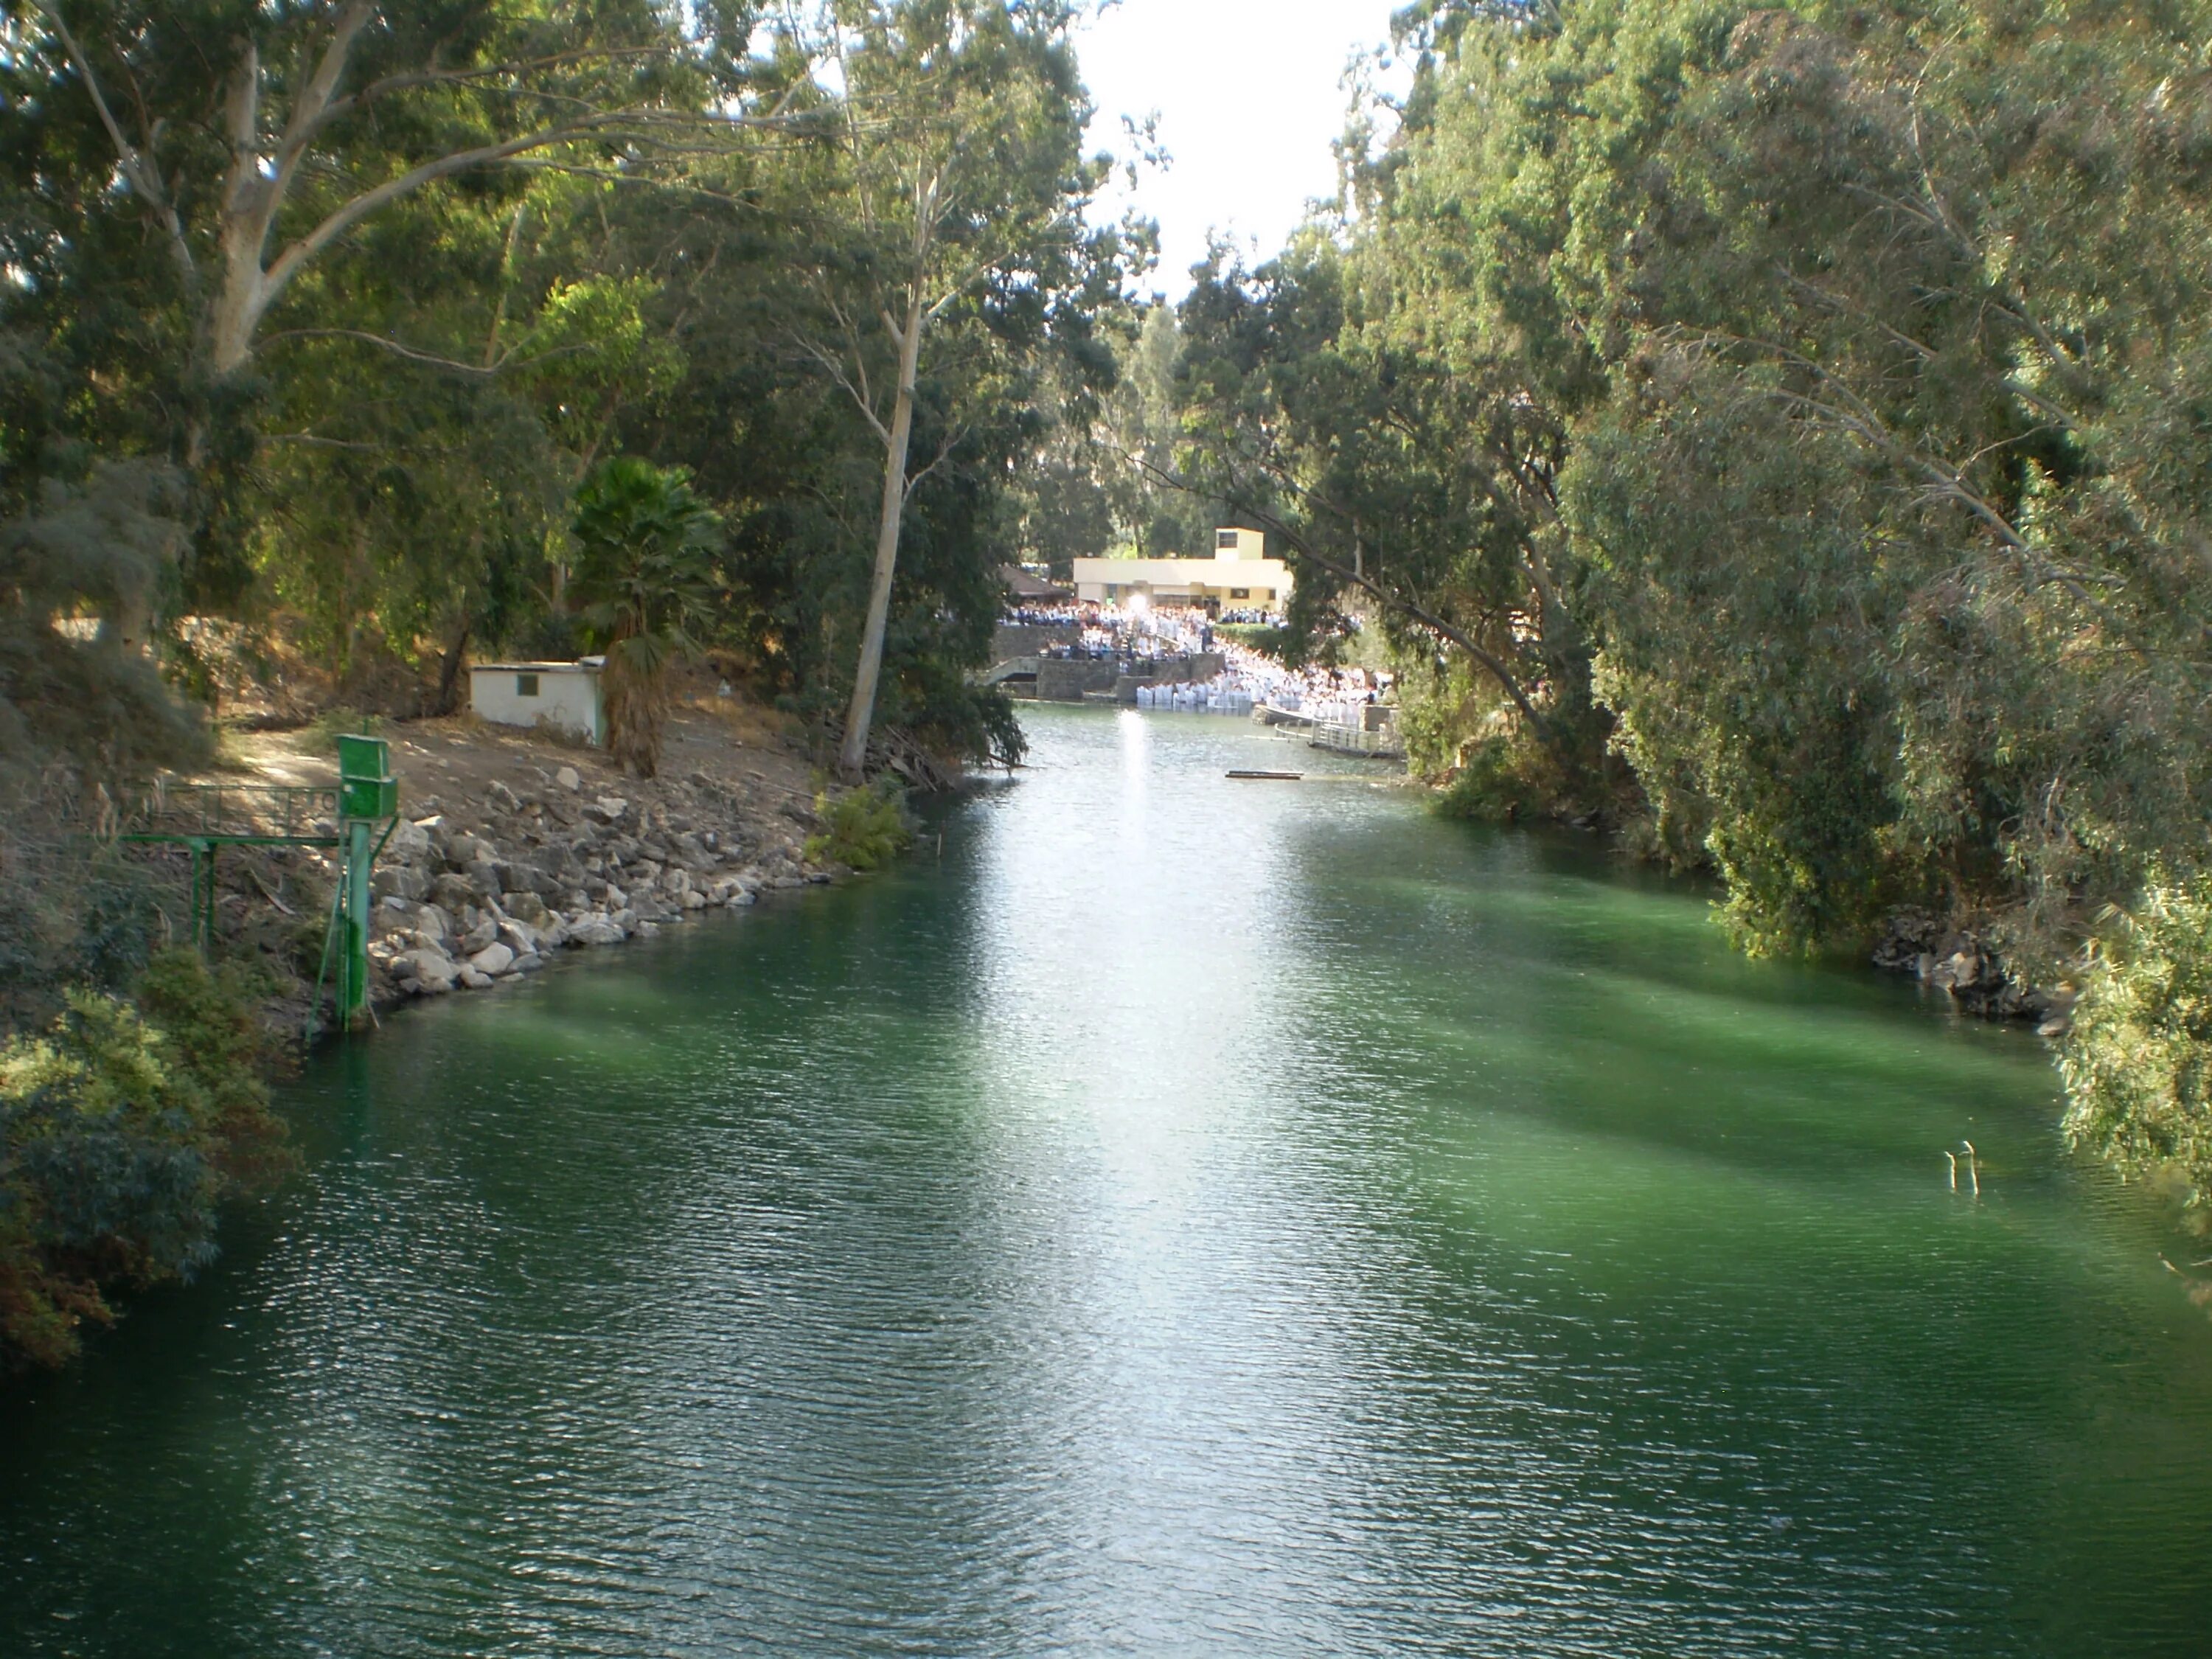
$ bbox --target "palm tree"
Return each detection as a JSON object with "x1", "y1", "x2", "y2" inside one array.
[{"x1": 569, "y1": 458, "x2": 722, "y2": 776}]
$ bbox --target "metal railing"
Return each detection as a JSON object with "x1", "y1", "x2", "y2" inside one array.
[
  {"x1": 125, "y1": 780, "x2": 343, "y2": 845},
  {"x1": 1309, "y1": 720, "x2": 1406, "y2": 760}
]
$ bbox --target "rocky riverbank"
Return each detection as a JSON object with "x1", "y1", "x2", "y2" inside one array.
[
  {"x1": 119, "y1": 700, "x2": 850, "y2": 1030},
  {"x1": 364, "y1": 757, "x2": 834, "y2": 1003},
  {"x1": 1868, "y1": 907, "x2": 2076, "y2": 1037}
]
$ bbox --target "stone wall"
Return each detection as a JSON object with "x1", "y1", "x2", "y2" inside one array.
[
  {"x1": 992, "y1": 623, "x2": 1079, "y2": 662},
  {"x1": 1034, "y1": 658, "x2": 1123, "y2": 700},
  {"x1": 1110, "y1": 655, "x2": 1222, "y2": 702},
  {"x1": 1023, "y1": 650, "x2": 1228, "y2": 703}
]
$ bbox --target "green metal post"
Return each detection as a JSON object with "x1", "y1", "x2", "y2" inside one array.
[{"x1": 342, "y1": 818, "x2": 372, "y2": 1026}]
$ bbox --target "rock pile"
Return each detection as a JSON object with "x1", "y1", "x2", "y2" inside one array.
[
  {"x1": 1869, "y1": 907, "x2": 2074, "y2": 1034},
  {"x1": 362, "y1": 763, "x2": 831, "y2": 1001}
]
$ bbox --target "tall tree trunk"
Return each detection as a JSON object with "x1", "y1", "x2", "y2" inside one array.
[
  {"x1": 431, "y1": 618, "x2": 472, "y2": 716},
  {"x1": 837, "y1": 285, "x2": 927, "y2": 779}
]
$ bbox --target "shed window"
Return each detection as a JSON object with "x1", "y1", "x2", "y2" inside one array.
[
  {"x1": 517, "y1": 673, "x2": 540, "y2": 697},
  {"x1": 1216, "y1": 529, "x2": 1239, "y2": 549}
]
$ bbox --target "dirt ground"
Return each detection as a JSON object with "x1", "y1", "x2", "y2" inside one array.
[{"x1": 206, "y1": 689, "x2": 823, "y2": 815}]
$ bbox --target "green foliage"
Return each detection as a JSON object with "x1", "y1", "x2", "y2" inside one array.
[
  {"x1": 1151, "y1": 0, "x2": 2212, "y2": 1206},
  {"x1": 0, "y1": 837, "x2": 181, "y2": 1036},
  {"x1": 4, "y1": 1, "x2": 1111, "y2": 791},
  {"x1": 0, "y1": 950, "x2": 292, "y2": 1370},
  {"x1": 804, "y1": 780, "x2": 914, "y2": 872},
  {"x1": 1214, "y1": 624, "x2": 1289, "y2": 655},
  {"x1": 570, "y1": 458, "x2": 723, "y2": 777},
  {"x1": 1434, "y1": 735, "x2": 1563, "y2": 826},
  {"x1": 133, "y1": 951, "x2": 295, "y2": 1192},
  {"x1": 2062, "y1": 871, "x2": 2212, "y2": 1218},
  {"x1": 0, "y1": 459, "x2": 208, "y2": 790},
  {"x1": 309, "y1": 707, "x2": 388, "y2": 745}
]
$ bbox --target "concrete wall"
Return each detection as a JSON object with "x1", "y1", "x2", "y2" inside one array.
[
  {"x1": 470, "y1": 663, "x2": 603, "y2": 745},
  {"x1": 1016, "y1": 651, "x2": 1228, "y2": 703},
  {"x1": 1110, "y1": 653, "x2": 1224, "y2": 701},
  {"x1": 992, "y1": 622, "x2": 1079, "y2": 662},
  {"x1": 1034, "y1": 658, "x2": 1123, "y2": 701}
]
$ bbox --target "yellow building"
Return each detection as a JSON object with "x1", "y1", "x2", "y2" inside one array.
[{"x1": 1070, "y1": 527, "x2": 1293, "y2": 610}]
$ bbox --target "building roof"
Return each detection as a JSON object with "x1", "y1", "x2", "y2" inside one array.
[
  {"x1": 471, "y1": 657, "x2": 605, "y2": 672},
  {"x1": 1000, "y1": 563, "x2": 1071, "y2": 600}
]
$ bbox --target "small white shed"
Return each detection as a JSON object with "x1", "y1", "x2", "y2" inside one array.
[{"x1": 469, "y1": 658, "x2": 605, "y2": 746}]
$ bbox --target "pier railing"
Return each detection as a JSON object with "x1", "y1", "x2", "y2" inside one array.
[{"x1": 1309, "y1": 719, "x2": 1406, "y2": 760}]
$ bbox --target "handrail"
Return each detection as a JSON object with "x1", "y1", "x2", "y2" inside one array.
[{"x1": 121, "y1": 780, "x2": 344, "y2": 844}]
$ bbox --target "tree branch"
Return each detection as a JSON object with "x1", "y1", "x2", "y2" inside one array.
[
  {"x1": 902, "y1": 422, "x2": 966, "y2": 499},
  {"x1": 793, "y1": 333, "x2": 892, "y2": 446},
  {"x1": 265, "y1": 1, "x2": 377, "y2": 234},
  {"x1": 32, "y1": 1, "x2": 193, "y2": 279},
  {"x1": 260, "y1": 117, "x2": 625, "y2": 304},
  {"x1": 260, "y1": 327, "x2": 501, "y2": 376}
]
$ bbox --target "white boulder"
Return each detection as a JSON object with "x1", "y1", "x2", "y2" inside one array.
[
  {"x1": 469, "y1": 942, "x2": 515, "y2": 976},
  {"x1": 396, "y1": 948, "x2": 457, "y2": 992}
]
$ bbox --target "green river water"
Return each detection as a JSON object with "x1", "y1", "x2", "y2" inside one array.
[{"x1": 5, "y1": 704, "x2": 2212, "y2": 1656}]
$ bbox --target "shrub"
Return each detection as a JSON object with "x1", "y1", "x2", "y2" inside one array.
[
  {"x1": 1434, "y1": 731, "x2": 1568, "y2": 825},
  {"x1": 804, "y1": 779, "x2": 913, "y2": 872},
  {"x1": 1215, "y1": 623, "x2": 1289, "y2": 655},
  {"x1": 0, "y1": 949, "x2": 293, "y2": 1368},
  {"x1": 2061, "y1": 869, "x2": 2212, "y2": 1220},
  {"x1": 310, "y1": 706, "x2": 386, "y2": 743}
]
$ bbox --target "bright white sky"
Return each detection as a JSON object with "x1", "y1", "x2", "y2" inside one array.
[{"x1": 1076, "y1": 0, "x2": 1408, "y2": 296}]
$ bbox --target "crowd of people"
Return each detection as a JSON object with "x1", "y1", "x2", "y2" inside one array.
[
  {"x1": 999, "y1": 595, "x2": 1392, "y2": 720},
  {"x1": 1007, "y1": 599, "x2": 1223, "y2": 666},
  {"x1": 1002, "y1": 602, "x2": 1088, "y2": 627}
]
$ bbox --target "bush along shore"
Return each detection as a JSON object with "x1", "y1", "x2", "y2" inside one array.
[
  {"x1": 0, "y1": 714, "x2": 917, "y2": 1371},
  {"x1": 360, "y1": 761, "x2": 844, "y2": 1005}
]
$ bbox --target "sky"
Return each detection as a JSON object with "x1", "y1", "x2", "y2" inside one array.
[{"x1": 1074, "y1": 0, "x2": 1408, "y2": 296}]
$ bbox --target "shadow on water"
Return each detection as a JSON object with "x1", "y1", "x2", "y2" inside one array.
[{"x1": 4, "y1": 703, "x2": 2211, "y2": 1658}]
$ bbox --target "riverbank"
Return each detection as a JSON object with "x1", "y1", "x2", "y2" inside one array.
[{"x1": 176, "y1": 697, "x2": 849, "y2": 1030}]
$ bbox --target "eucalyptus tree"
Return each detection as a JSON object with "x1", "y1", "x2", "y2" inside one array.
[
  {"x1": 782, "y1": 0, "x2": 1112, "y2": 777},
  {"x1": 1528, "y1": 0, "x2": 2212, "y2": 958},
  {"x1": 4, "y1": 0, "x2": 757, "y2": 636},
  {"x1": 1280, "y1": 0, "x2": 2212, "y2": 1217},
  {"x1": 21, "y1": 0, "x2": 750, "y2": 390},
  {"x1": 251, "y1": 171, "x2": 694, "y2": 690}
]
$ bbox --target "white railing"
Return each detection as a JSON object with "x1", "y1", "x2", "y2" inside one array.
[{"x1": 1308, "y1": 719, "x2": 1405, "y2": 759}]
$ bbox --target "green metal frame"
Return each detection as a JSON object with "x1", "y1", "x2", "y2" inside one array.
[
  {"x1": 121, "y1": 742, "x2": 398, "y2": 1035},
  {"x1": 119, "y1": 784, "x2": 343, "y2": 952}
]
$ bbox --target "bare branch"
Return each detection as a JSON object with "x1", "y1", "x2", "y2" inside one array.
[
  {"x1": 31, "y1": 1, "x2": 193, "y2": 279},
  {"x1": 260, "y1": 327, "x2": 501, "y2": 376},
  {"x1": 902, "y1": 422, "x2": 966, "y2": 498},
  {"x1": 793, "y1": 333, "x2": 892, "y2": 445},
  {"x1": 261, "y1": 118, "x2": 627, "y2": 304},
  {"x1": 260, "y1": 431, "x2": 384, "y2": 451},
  {"x1": 294, "y1": 44, "x2": 666, "y2": 149}
]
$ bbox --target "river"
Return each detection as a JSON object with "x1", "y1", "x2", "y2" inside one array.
[{"x1": 5, "y1": 704, "x2": 2212, "y2": 1657}]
